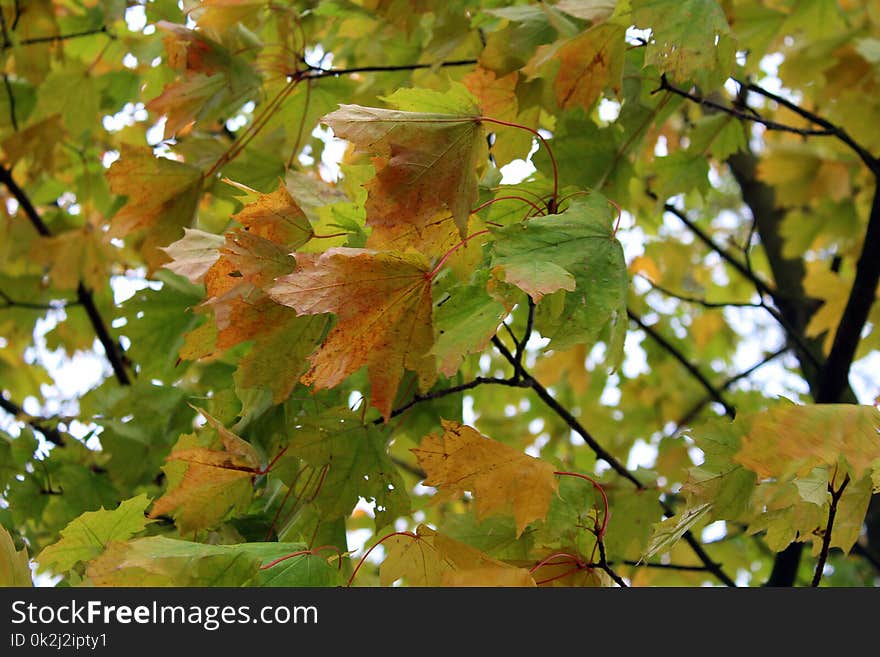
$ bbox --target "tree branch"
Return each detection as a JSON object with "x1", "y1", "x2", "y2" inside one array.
[
  {"x1": 2, "y1": 25, "x2": 112, "y2": 49},
  {"x1": 655, "y1": 75, "x2": 836, "y2": 139},
  {"x1": 628, "y1": 309, "x2": 736, "y2": 418},
  {"x1": 638, "y1": 273, "x2": 762, "y2": 309},
  {"x1": 0, "y1": 395, "x2": 65, "y2": 446},
  {"x1": 0, "y1": 290, "x2": 78, "y2": 310},
  {"x1": 662, "y1": 203, "x2": 775, "y2": 299},
  {"x1": 489, "y1": 336, "x2": 737, "y2": 586},
  {"x1": 620, "y1": 560, "x2": 712, "y2": 572},
  {"x1": 597, "y1": 539, "x2": 627, "y2": 587},
  {"x1": 303, "y1": 58, "x2": 477, "y2": 80},
  {"x1": 0, "y1": 165, "x2": 131, "y2": 385},
  {"x1": 513, "y1": 296, "x2": 535, "y2": 382},
  {"x1": 811, "y1": 474, "x2": 851, "y2": 587},
  {"x1": 817, "y1": 180, "x2": 880, "y2": 403},
  {"x1": 382, "y1": 375, "x2": 529, "y2": 423},
  {"x1": 673, "y1": 345, "x2": 789, "y2": 431},
  {"x1": 663, "y1": 202, "x2": 822, "y2": 371},
  {"x1": 738, "y1": 80, "x2": 880, "y2": 175}
]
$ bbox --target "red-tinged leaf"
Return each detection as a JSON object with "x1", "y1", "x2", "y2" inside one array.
[
  {"x1": 147, "y1": 73, "x2": 226, "y2": 138},
  {"x1": 269, "y1": 247, "x2": 437, "y2": 420},
  {"x1": 321, "y1": 93, "x2": 486, "y2": 238}
]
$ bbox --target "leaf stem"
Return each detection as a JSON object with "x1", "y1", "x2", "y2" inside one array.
[
  {"x1": 426, "y1": 229, "x2": 491, "y2": 280},
  {"x1": 479, "y1": 116, "x2": 559, "y2": 207},
  {"x1": 347, "y1": 531, "x2": 418, "y2": 587},
  {"x1": 470, "y1": 195, "x2": 544, "y2": 217}
]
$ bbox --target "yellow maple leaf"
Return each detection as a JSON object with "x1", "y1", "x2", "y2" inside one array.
[
  {"x1": 462, "y1": 66, "x2": 535, "y2": 167},
  {"x1": 734, "y1": 403, "x2": 880, "y2": 481},
  {"x1": 412, "y1": 420, "x2": 558, "y2": 536},
  {"x1": 269, "y1": 247, "x2": 437, "y2": 420},
  {"x1": 148, "y1": 407, "x2": 262, "y2": 533},
  {"x1": 379, "y1": 524, "x2": 534, "y2": 586}
]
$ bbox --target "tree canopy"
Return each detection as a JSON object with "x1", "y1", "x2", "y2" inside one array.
[{"x1": 1, "y1": 0, "x2": 879, "y2": 588}]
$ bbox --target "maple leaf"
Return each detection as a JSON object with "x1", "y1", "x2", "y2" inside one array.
[
  {"x1": 36, "y1": 494, "x2": 153, "y2": 575},
  {"x1": 379, "y1": 524, "x2": 534, "y2": 586},
  {"x1": 87, "y1": 537, "x2": 343, "y2": 586},
  {"x1": 168, "y1": 185, "x2": 325, "y2": 405},
  {"x1": 146, "y1": 73, "x2": 227, "y2": 138},
  {"x1": 30, "y1": 222, "x2": 116, "y2": 292},
  {"x1": 491, "y1": 194, "x2": 628, "y2": 358},
  {"x1": 148, "y1": 408, "x2": 262, "y2": 533},
  {"x1": 525, "y1": 23, "x2": 625, "y2": 112},
  {"x1": 462, "y1": 66, "x2": 535, "y2": 167},
  {"x1": 412, "y1": 420, "x2": 558, "y2": 536},
  {"x1": 321, "y1": 86, "x2": 486, "y2": 238},
  {"x1": 161, "y1": 228, "x2": 224, "y2": 284},
  {"x1": 106, "y1": 145, "x2": 202, "y2": 270},
  {"x1": 733, "y1": 403, "x2": 880, "y2": 481},
  {"x1": 0, "y1": 526, "x2": 31, "y2": 587},
  {"x1": 631, "y1": 0, "x2": 735, "y2": 86},
  {"x1": 286, "y1": 409, "x2": 411, "y2": 529},
  {"x1": 269, "y1": 247, "x2": 437, "y2": 420},
  {"x1": 432, "y1": 271, "x2": 514, "y2": 377},
  {"x1": 230, "y1": 180, "x2": 315, "y2": 246}
]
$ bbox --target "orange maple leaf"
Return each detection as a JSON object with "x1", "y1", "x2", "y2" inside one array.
[
  {"x1": 269, "y1": 247, "x2": 437, "y2": 420},
  {"x1": 412, "y1": 420, "x2": 559, "y2": 536}
]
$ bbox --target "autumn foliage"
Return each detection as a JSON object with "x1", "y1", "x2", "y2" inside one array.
[{"x1": 1, "y1": 0, "x2": 880, "y2": 589}]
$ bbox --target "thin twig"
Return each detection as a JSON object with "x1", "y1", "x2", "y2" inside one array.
[
  {"x1": 0, "y1": 165, "x2": 131, "y2": 385},
  {"x1": 673, "y1": 345, "x2": 789, "y2": 431},
  {"x1": 513, "y1": 296, "x2": 535, "y2": 381},
  {"x1": 628, "y1": 309, "x2": 736, "y2": 418},
  {"x1": 0, "y1": 396, "x2": 65, "y2": 446},
  {"x1": 597, "y1": 539, "x2": 628, "y2": 587},
  {"x1": 303, "y1": 59, "x2": 477, "y2": 80},
  {"x1": 379, "y1": 376, "x2": 530, "y2": 424},
  {"x1": 811, "y1": 474, "x2": 851, "y2": 587},
  {"x1": 0, "y1": 290, "x2": 78, "y2": 310},
  {"x1": 638, "y1": 274, "x2": 762, "y2": 309},
  {"x1": 737, "y1": 80, "x2": 880, "y2": 175},
  {"x1": 655, "y1": 75, "x2": 836, "y2": 139},
  {"x1": 621, "y1": 560, "x2": 712, "y2": 572},
  {"x1": 2, "y1": 25, "x2": 112, "y2": 49},
  {"x1": 489, "y1": 336, "x2": 738, "y2": 587},
  {"x1": 662, "y1": 203, "x2": 821, "y2": 371}
]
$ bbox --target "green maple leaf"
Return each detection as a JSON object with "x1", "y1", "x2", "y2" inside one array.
[
  {"x1": 491, "y1": 194, "x2": 628, "y2": 360},
  {"x1": 0, "y1": 526, "x2": 31, "y2": 587},
  {"x1": 287, "y1": 409, "x2": 411, "y2": 529},
  {"x1": 36, "y1": 494, "x2": 154, "y2": 576}
]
